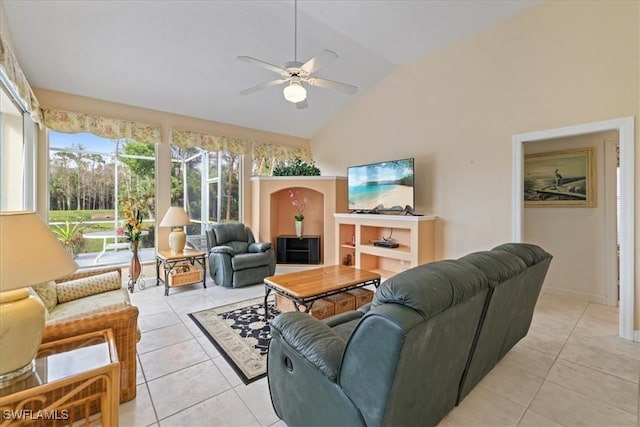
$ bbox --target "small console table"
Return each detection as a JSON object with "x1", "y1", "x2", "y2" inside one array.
[
  {"x1": 276, "y1": 235, "x2": 321, "y2": 264},
  {"x1": 156, "y1": 249, "x2": 207, "y2": 296},
  {"x1": 0, "y1": 329, "x2": 120, "y2": 426}
]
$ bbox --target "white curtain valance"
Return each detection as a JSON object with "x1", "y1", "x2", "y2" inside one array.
[
  {"x1": 0, "y1": 34, "x2": 42, "y2": 125},
  {"x1": 252, "y1": 142, "x2": 311, "y2": 162},
  {"x1": 43, "y1": 108, "x2": 161, "y2": 144},
  {"x1": 170, "y1": 129, "x2": 248, "y2": 155}
]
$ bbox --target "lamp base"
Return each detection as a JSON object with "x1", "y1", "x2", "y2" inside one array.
[
  {"x1": 0, "y1": 361, "x2": 34, "y2": 385},
  {"x1": 0, "y1": 288, "x2": 45, "y2": 387},
  {"x1": 168, "y1": 228, "x2": 187, "y2": 255}
]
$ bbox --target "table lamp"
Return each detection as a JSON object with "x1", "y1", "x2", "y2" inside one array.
[
  {"x1": 159, "y1": 207, "x2": 191, "y2": 255},
  {"x1": 0, "y1": 211, "x2": 78, "y2": 384}
]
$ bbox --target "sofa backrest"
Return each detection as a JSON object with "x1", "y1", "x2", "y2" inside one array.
[
  {"x1": 491, "y1": 243, "x2": 552, "y2": 357},
  {"x1": 456, "y1": 243, "x2": 552, "y2": 402},
  {"x1": 339, "y1": 259, "x2": 490, "y2": 427},
  {"x1": 206, "y1": 223, "x2": 255, "y2": 251}
]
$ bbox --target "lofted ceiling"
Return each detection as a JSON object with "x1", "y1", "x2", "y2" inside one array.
[{"x1": 3, "y1": 0, "x2": 539, "y2": 139}]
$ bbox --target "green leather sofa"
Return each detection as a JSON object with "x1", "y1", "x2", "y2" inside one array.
[
  {"x1": 267, "y1": 243, "x2": 552, "y2": 426},
  {"x1": 205, "y1": 223, "x2": 276, "y2": 288}
]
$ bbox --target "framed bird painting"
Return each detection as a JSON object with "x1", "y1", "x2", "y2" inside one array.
[{"x1": 524, "y1": 147, "x2": 596, "y2": 207}]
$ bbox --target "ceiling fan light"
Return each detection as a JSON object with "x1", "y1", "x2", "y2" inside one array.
[{"x1": 283, "y1": 82, "x2": 307, "y2": 103}]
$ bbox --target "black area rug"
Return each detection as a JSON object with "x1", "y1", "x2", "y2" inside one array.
[{"x1": 188, "y1": 297, "x2": 279, "y2": 384}]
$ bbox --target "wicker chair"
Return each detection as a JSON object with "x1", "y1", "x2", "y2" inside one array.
[{"x1": 40, "y1": 267, "x2": 140, "y2": 403}]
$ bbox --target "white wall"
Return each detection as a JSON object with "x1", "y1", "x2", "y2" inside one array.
[
  {"x1": 310, "y1": 2, "x2": 639, "y2": 273},
  {"x1": 523, "y1": 131, "x2": 618, "y2": 304}
]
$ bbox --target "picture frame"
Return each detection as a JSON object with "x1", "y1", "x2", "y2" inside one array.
[{"x1": 524, "y1": 147, "x2": 596, "y2": 207}]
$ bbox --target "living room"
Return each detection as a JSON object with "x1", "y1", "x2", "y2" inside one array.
[{"x1": 1, "y1": 1, "x2": 639, "y2": 426}]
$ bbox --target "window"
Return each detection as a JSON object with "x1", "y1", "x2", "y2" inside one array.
[
  {"x1": 0, "y1": 83, "x2": 36, "y2": 210},
  {"x1": 251, "y1": 142, "x2": 312, "y2": 176},
  {"x1": 171, "y1": 146, "x2": 241, "y2": 239},
  {"x1": 48, "y1": 131, "x2": 156, "y2": 261}
]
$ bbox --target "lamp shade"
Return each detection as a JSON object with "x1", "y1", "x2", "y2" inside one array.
[
  {"x1": 0, "y1": 211, "x2": 78, "y2": 382},
  {"x1": 159, "y1": 207, "x2": 191, "y2": 227},
  {"x1": 0, "y1": 211, "x2": 78, "y2": 291}
]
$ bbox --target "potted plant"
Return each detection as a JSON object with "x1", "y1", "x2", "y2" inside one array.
[
  {"x1": 52, "y1": 220, "x2": 84, "y2": 258},
  {"x1": 273, "y1": 157, "x2": 320, "y2": 176}
]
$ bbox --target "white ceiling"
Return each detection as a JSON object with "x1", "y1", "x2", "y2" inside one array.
[{"x1": 3, "y1": 0, "x2": 539, "y2": 139}]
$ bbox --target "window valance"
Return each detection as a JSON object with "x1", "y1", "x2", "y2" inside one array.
[
  {"x1": 252, "y1": 142, "x2": 311, "y2": 162},
  {"x1": 0, "y1": 35, "x2": 42, "y2": 125},
  {"x1": 170, "y1": 129, "x2": 247, "y2": 155},
  {"x1": 43, "y1": 109, "x2": 161, "y2": 144}
]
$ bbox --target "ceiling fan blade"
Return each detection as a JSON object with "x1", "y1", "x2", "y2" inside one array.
[
  {"x1": 237, "y1": 56, "x2": 289, "y2": 77},
  {"x1": 308, "y1": 77, "x2": 358, "y2": 95},
  {"x1": 239, "y1": 79, "x2": 289, "y2": 95},
  {"x1": 295, "y1": 99, "x2": 308, "y2": 109},
  {"x1": 301, "y1": 49, "x2": 338, "y2": 75}
]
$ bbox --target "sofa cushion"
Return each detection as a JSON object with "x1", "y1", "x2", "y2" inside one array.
[
  {"x1": 458, "y1": 251, "x2": 527, "y2": 288},
  {"x1": 492, "y1": 243, "x2": 552, "y2": 267},
  {"x1": 372, "y1": 259, "x2": 488, "y2": 320},
  {"x1": 228, "y1": 241, "x2": 249, "y2": 254},
  {"x1": 56, "y1": 270, "x2": 122, "y2": 303},
  {"x1": 48, "y1": 288, "x2": 131, "y2": 322},
  {"x1": 32, "y1": 281, "x2": 58, "y2": 311},
  {"x1": 232, "y1": 252, "x2": 271, "y2": 270},
  {"x1": 213, "y1": 223, "x2": 248, "y2": 245}
]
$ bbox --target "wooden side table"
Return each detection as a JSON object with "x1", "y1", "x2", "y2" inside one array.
[
  {"x1": 0, "y1": 329, "x2": 120, "y2": 427},
  {"x1": 156, "y1": 249, "x2": 207, "y2": 296}
]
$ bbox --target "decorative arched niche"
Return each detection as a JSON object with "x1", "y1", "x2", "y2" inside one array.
[
  {"x1": 249, "y1": 176, "x2": 348, "y2": 265},
  {"x1": 271, "y1": 187, "x2": 324, "y2": 238}
]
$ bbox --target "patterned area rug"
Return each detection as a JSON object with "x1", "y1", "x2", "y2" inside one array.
[{"x1": 188, "y1": 297, "x2": 279, "y2": 384}]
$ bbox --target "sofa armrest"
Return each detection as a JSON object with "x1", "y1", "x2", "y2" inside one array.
[
  {"x1": 323, "y1": 310, "x2": 364, "y2": 328},
  {"x1": 248, "y1": 242, "x2": 272, "y2": 253},
  {"x1": 358, "y1": 303, "x2": 372, "y2": 315},
  {"x1": 270, "y1": 312, "x2": 346, "y2": 382},
  {"x1": 42, "y1": 305, "x2": 139, "y2": 403},
  {"x1": 211, "y1": 245, "x2": 235, "y2": 255},
  {"x1": 55, "y1": 266, "x2": 122, "y2": 284}
]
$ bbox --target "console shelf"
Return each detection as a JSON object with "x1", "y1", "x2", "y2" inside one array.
[
  {"x1": 276, "y1": 235, "x2": 321, "y2": 264},
  {"x1": 334, "y1": 214, "x2": 436, "y2": 279}
]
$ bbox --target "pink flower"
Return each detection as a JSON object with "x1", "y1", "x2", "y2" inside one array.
[{"x1": 289, "y1": 190, "x2": 307, "y2": 221}]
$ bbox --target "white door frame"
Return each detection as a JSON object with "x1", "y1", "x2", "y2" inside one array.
[{"x1": 512, "y1": 117, "x2": 635, "y2": 341}]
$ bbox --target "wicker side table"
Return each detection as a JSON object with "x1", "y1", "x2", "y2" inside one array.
[
  {"x1": 0, "y1": 329, "x2": 120, "y2": 427},
  {"x1": 156, "y1": 249, "x2": 207, "y2": 296}
]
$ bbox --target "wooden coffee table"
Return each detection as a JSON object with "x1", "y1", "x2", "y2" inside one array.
[{"x1": 263, "y1": 265, "x2": 381, "y2": 320}]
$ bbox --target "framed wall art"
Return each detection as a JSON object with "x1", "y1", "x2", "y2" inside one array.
[{"x1": 524, "y1": 147, "x2": 596, "y2": 207}]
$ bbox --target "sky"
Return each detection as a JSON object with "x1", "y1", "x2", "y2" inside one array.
[{"x1": 49, "y1": 131, "x2": 115, "y2": 153}]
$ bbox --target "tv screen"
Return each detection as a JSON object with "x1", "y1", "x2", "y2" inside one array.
[{"x1": 348, "y1": 158, "x2": 415, "y2": 212}]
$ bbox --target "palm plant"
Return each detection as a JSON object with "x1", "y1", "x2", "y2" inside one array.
[{"x1": 52, "y1": 220, "x2": 84, "y2": 258}]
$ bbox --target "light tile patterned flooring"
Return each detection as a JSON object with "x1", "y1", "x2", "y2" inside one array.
[{"x1": 120, "y1": 272, "x2": 640, "y2": 427}]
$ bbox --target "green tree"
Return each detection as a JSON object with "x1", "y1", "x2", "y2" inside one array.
[{"x1": 120, "y1": 140, "x2": 155, "y2": 176}]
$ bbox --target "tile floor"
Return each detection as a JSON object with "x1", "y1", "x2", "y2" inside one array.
[{"x1": 120, "y1": 272, "x2": 640, "y2": 427}]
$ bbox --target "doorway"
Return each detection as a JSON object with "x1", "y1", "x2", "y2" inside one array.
[{"x1": 512, "y1": 117, "x2": 635, "y2": 341}]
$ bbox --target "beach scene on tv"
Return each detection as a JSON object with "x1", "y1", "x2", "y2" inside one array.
[{"x1": 348, "y1": 158, "x2": 414, "y2": 211}]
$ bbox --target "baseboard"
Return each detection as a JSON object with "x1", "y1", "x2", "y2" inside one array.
[
  {"x1": 541, "y1": 285, "x2": 608, "y2": 306},
  {"x1": 633, "y1": 330, "x2": 640, "y2": 343}
]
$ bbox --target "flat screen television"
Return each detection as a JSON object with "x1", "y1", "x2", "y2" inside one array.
[{"x1": 348, "y1": 158, "x2": 415, "y2": 212}]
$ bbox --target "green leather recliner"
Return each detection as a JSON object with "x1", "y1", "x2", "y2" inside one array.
[
  {"x1": 267, "y1": 243, "x2": 552, "y2": 426},
  {"x1": 205, "y1": 223, "x2": 276, "y2": 288}
]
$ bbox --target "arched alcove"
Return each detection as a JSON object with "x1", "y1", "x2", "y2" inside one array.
[
  {"x1": 270, "y1": 187, "x2": 324, "y2": 238},
  {"x1": 249, "y1": 176, "x2": 348, "y2": 264}
]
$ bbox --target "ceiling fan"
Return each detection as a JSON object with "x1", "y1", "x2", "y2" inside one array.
[{"x1": 237, "y1": 0, "x2": 357, "y2": 109}]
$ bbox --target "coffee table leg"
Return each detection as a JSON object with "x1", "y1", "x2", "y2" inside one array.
[{"x1": 263, "y1": 287, "x2": 272, "y2": 321}]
